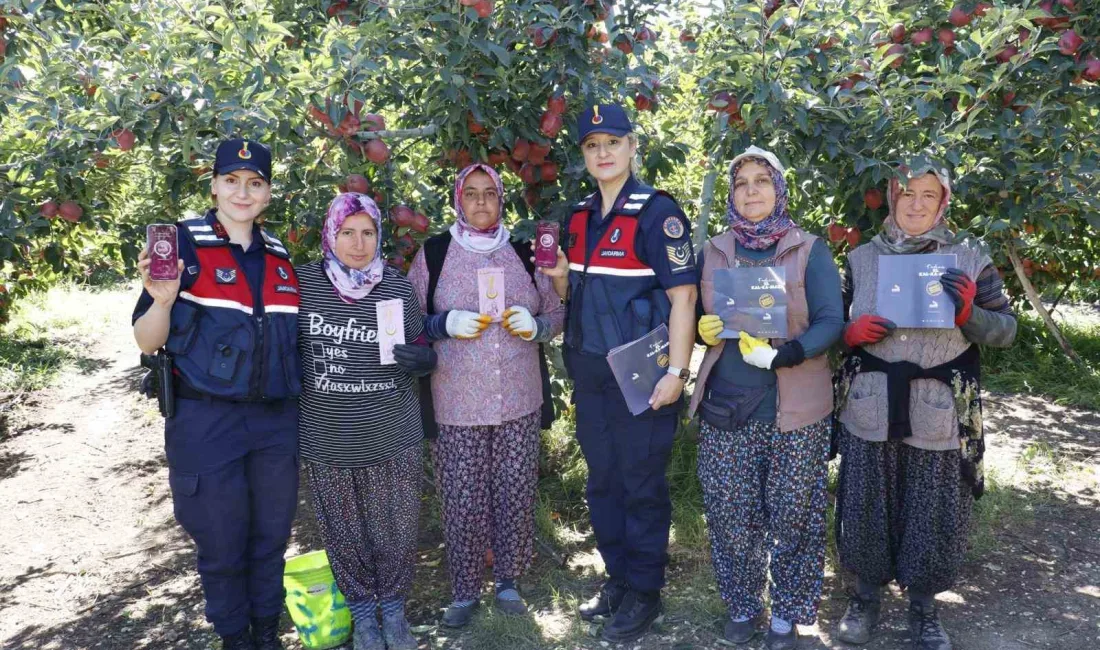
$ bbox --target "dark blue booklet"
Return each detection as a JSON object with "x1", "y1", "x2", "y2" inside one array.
[
  {"x1": 875, "y1": 254, "x2": 958, "y2": 328},
  {"x1": 606, "y1": 324, "x2": 671, "y2": 416},
  {"x1": 712, "y1": 267, "x2": 788, "y2": 339}
]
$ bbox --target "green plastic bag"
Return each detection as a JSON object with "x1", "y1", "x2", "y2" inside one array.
[{"x1": 283, "y1": 550, "x2": 351, "y2": 650}]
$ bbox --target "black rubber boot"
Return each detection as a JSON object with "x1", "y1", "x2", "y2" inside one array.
[
  {"x1": 723, "y1": 617, "x2": 759, "y2": 644},
  {"x1": 908, "y1": 601, "x2": 953, "y2": 650},
  {"x1": 251, "y1": 614, "x2": 284, "y2": 650},
  {"x1": 219, "y1": 628, "x2": 254, "y2": 650},
  {"x1": 600, "y1": 589, "x2": 662, "y2": 643},
  {"x1": 765, "y1": 625, "x2": 799, "y2": 650},
  {"x1": 578, "y1": 577, "x2": 627, "y2": 621}
]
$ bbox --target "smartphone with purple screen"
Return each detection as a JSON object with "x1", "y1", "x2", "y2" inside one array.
[
  {"x1": 534, "y1": 221, "x2": 560, "y2": 268},
  {"x1": 147, "y1": 224, "x2": 179, "y2": 281}
]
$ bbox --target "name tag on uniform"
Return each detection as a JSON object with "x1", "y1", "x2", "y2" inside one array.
[{"x1": 376, "y1": 299, "x2": 405, "y2": 365}]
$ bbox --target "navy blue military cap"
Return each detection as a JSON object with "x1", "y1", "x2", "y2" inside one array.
[
  {"x1": 214, "y1": 138, "x2": 272, "y2": 182},
  {"x1": 576, "y1": 104, "x2": 634, "y2": 143}
]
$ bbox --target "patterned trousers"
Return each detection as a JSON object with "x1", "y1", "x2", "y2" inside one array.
[
  {"x1": 306, "y1": 444, "x2": 422, "y2": 606},
  {"x1": 836, "y1": 429, "x2": 972, "y2": 596},
  {"x1": 697, "y1": 418, "x2": 831, "y2": 624},
  {"x1": 432, "y1": 410, "x2": 541, "y2": 602}
]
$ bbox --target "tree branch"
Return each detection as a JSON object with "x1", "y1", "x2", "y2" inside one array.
[
  {"x1": 353, "y1": 124, "x2": 440, "y2": 140},
  {"x1": 1006, "y1": 241, "x2": 1082, "y2": 365}
]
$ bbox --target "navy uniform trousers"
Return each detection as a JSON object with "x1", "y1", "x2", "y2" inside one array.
[
  {"x1": 165, "y1": 397, "x2": 299, "y2": 636},
  {"x1": 566, "y1": 347, "x2": 678, "y2": 594}
]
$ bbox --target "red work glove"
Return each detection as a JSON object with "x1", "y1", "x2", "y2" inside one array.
[
  {"x1": 844, "y1": 314, "x2": 896, "y2": 348},
  {"x1": 940, "y1": 267, "x2": 976, "y2": 326}
]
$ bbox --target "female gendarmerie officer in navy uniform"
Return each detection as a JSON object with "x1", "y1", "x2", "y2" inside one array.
[
  {"x1": 133, "y1": 139, "x2": 300, "y2": 650},
  {"x1": 540, "y1": 104, "x2": 698, "y2": 643}
]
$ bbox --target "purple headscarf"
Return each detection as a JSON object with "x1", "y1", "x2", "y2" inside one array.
[
  {"x1": 322, "y1": 192, "x2": 385, "y2": 303},
  {"x1": 450, "y1": 163, "x2": 510, "y2": 253},
  {"x1": 726, "y1": 154, "x2": 796, "y2": 250}
]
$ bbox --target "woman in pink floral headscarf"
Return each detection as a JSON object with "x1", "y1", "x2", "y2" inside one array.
[
  {"x1": 296, "y1": 192, "x2": 437, "y2": 650},
  {"x1": 407, "y1": 163, "x2": 565, "y2": 627}
]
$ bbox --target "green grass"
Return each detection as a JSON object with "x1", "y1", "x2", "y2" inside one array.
[
  {"x1": 981, "y1": 312, "x2": 1100, "y2": 409},
  {"x1": 0, "y1": 282, "x2": 129, "y2": 393}
]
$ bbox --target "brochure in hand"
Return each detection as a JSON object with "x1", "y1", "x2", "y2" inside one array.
[
  {"x1": 606, "y1": 324, "x2": 671, "y2": 416},
  {"x1": 875, "y1": 254, "x2": 958, "y2": 329},
  {"x1": 712, "y1": 267, "x2": 788, "y2": 339}
]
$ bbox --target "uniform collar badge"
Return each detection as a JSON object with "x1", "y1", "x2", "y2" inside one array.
[{"x1": 215, "y1": 268, "x2": 238, "y2": 284}]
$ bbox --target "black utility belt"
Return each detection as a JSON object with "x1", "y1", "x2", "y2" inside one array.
[{"x1": 174, "y1": 381, "x2": 290, "y2": 405}]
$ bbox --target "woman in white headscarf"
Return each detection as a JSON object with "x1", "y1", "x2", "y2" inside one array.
[{"x1": 407, "y1": 163, "x2": 564, "y2": 627}]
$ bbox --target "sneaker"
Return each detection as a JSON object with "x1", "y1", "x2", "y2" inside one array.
[
  {"x1": 219, "y1": 629, "x2": 253, "y2": 650},
  {"x1": 908, "y1": 601, "x2": 953, "y2": 650},
  {"x1": 441, "y1": 600, "x2": 480, "y2": 628},
  {"x1": 251, "y1": 614, "x2": 284, "y2": 650},
  {"x1": 600, "y1": 589, "x2": 662, "y2": 643},
  {"x1": 494, "y1": 588, "x2": 528, "y2": 616},
  {"x1": 352, "y1": 620, "x2": 385, "y2": 650},
  {"x1": 765, "y1": 625, "x2": 799, "y2": 650},
  {"x1": 723, "y1": 616, "x2": 759, "y2": 644},
  {"x1": 836, "y1": 592, "x2": 882, "y2": 645},
  {"x1": 381, "y1": 612, "x2": 419, "y2": 650},
  {"x1": 578, "y1": 577, "x2": 628, "y2": 621}
]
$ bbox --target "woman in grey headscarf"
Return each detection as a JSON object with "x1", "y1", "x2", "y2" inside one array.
[{"x1": 833, "y1": 163, "x2": 1016, "y2": 650}]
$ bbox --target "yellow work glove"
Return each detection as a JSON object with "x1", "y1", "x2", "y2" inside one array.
[
  {"x1": 738, "y1": 331, "x2": 778, "y2": 370},
  {"x1": 697, "y1": 314, "x2": 724, "y2": 347}
]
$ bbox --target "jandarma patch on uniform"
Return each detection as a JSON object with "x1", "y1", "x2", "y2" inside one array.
[
  {"x1": 666, "y1": 242, "x2": 692, "y2": 268},
  {"x1": 215, "y1": 268, "x2": 238, "y2": 284},
  {"x1": 662, "y1": 216, "x2": 685, "y2": 239},
  {"x1": 275, "y1": 284, "x2": 298, "y2": 294},
  {"x1": 600, "y1": 249, "x2": 627, "y2": 258}
]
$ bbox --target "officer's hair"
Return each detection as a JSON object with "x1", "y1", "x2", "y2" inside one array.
[{"x1": 627, "y1": 133, "x2": 641, "y2": 175}]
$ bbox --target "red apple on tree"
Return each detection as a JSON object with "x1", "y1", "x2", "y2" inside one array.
[
  {"x1": 937, "y1": 28, "x2": 956, "y2": 50},
  {"x1": 467, "y1": 113, "x2": 485, "y2": 135},
  {"x1": 884, "y1": 44, "x2": 906, "y2": 68},
  {"x1": 487, "y1": 149, "x2": 510, "y2": 166},
  {"x1": 511, "y1": 137, "x2": 531, "y2": 161},
  {"x1": 995, "y1": 45, "x2": 1018, "y2": 63},
  {"x1": 527, "y1": 142, "x2": 551, "y2": 164},
  {"x1": 973, "y1": 2, "x2": 992, "y2": 17},
  {"x1": 410, "y1": 212, "x2": 429, "y2": 233},
  {"x1": 845, "y1": 227, "x2": 862, "y2": 247},
  {"x1": 864, "y1": 188, "x2": 884, "y2": 210},
  {"x1": 613, "y1": 34, "x2": 633, "y2": 55},
  {"x1": 910, "y1": 27, "x2": 933, "y2": 46},
  {"x1": 365, "y1": 139, "x2": 390, "y2": 164},
  {"x1": 59, "y1": 201, "x2": 83, "y2": 222},
  {"x1": 338, "y1": 113, "x2": 360, "y2": 137},
  {"x1": 459, "y1": 0, "x2": 478, "y2": 5},
  {"x1": 634, "y1": 26, "x2": 657, "y2": 43},
  {"x1": 40, "y1": 200, "x2": 58, "y2": 218},
  {"x1": 519, "y1": 163, "x2": 539, "y2": 185},
  {"x1": 540, "y1": 161, "x2": 559, "y2": 183},
  {"x1": 948, "y1": 6, "x2": 971, "y2": 27},
  {"x1": 1058, "y1": 30, "x2": 1083, "y2": 56},
  {"x1": 634, "y1": 93, "x2": 654, "y2": 111},
  {"x1": 390, "y1": 205, "x2": 415, "y2": 227},
  {"x1": 827, "y1": 222, "x2": 847, "y2": 243},
  {"x1": 345, "y1": 174, "x2": 370, "y2": 194},
  {"x1": 539, "y1": 111, "x2": 563, "y2": 138},
  {"x1": 547, "y1": 94, "x2": 566, "y2": 115},
  {"x1": 888, "y1": 23, "x2": 906, "y2": 44},
  {"x1": 473, "y1": 0, "x2": 492, "y2": 18},
  {"x1": 112, "y1": 128, "x2": 136, "y2": 151},
  {"x1": 362, "y1": 113, "x2": 385, "y2": 132},
  {"x1": 1083, "y1": 57, "x2": 1100, "y2": 82}
]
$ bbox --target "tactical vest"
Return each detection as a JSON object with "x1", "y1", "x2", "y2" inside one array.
[
  {"x1": 164, "y1": 214, "x2": 302, "y2": 401},
  {"x1": 564, "y1": 184, "x2": 672, "y2": 356}
]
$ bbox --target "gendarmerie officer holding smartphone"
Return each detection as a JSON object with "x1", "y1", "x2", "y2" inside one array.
[
  {"x1": 540, "y1": 103, "x2": 698, "y2": 643},
  {"x1": 133, "y1": 139, "x2": 300, "y2": 650}
]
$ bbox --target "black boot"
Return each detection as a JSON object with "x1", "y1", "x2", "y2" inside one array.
[
  {"x1": 600, "y1": 589, "x2": 662, "y2": 643},
  {"x1": 908, "y1": 601, "x2": 952, "y2": 650},
  {"x1": 578, "y1": 577, "x2": 627, "y2": 621},
  {"x1": 251, "y1": 614, "x2": 284, "y2": 650},
  {"x1": 219, "y1": 628, "x2": 254, "y2": 650}
]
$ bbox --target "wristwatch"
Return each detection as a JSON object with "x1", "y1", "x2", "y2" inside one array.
[{"x1": 667, "y1": 366, "x2": 689, "y2": 382}]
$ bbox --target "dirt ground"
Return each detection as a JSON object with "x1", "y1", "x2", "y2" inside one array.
[{"x1": 1, "y1": 287, "x2": 1098, "y2": 650}]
